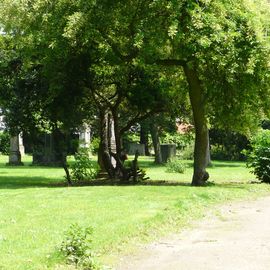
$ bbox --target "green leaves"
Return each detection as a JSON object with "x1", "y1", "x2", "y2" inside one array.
[
  {"x1": 246, "y1": 130, "x2": 270, "y2": 183},
  {"x1": 1, "y1": 0, "x2": 270, "y2": 143},
  {"x1": 60, "y1": 223, "x2": 100, "y2": 269}
]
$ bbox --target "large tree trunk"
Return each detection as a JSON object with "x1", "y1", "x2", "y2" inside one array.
[
  {"x1": 150, "y1": 123, "x2": 162, "y2": 164},
  {"x1": 140, "y1": 124, "x2": 150, "y2": 156},
  {"x1": 98, "y1": 109, "x2": 129, "y2": 181},
  {"x1": 98, "y1": 107, "x2": 146, "y2": 182},
  {"x1": 98, "y1": 109, "x2": 115, "y2": 178},
  {"x1": 184, "y1": 64, "x2": 209, "y2": 186}
]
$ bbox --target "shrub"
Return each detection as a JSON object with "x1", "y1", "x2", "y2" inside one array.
[
  {"x1": 166, "y1": 159, "x2": 186, "y2": 173},
  {"x1": 179, "y1": 143, "x2": 194, "y2": 160},
  {"x1": 209, "y1": 129, "x2": 249, "y2": 161},
  {"x1": 90, "y1": 137, "x2": 100, "y2": 155},
  {"x1": 60, "y1": 223, "x2": 100, "y2": 269},
  {"x1": 122, "y1": 131, "x2": 141, "y2": 153},
  {"x1": 161, "y1": 132, "x2": 194, "y2": 150},
  {"x1": 245, "y1": 130, "x2": 270, "y2": 183},
  {"x1": 161, "y1": 132, "x2": 194, "y2": 160},
  {"x1": 70, "y1": 148, "x2": 98, "y2": 182}
]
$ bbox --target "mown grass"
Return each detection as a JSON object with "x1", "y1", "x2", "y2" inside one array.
[{"x1": 0, "y1": 155, "x2": 269, "y2": 269}]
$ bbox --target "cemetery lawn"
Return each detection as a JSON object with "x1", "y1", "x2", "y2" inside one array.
[{"x1": 0, "y1": 155, "x2": 269, "y2": 269}]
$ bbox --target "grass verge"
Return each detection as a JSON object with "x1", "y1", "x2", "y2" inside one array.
[{"x1": 0, "y1": 155, "x2": 269, "y2": 269}]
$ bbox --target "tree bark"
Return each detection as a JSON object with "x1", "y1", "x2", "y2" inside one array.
[
  {"x1": 111, "y1": 110, "x2": 130, "y2": 181},
  {"x1": 140, "y1": 124, "x2": 150, "y2": 156},
  {"x1": 183, "y1": 64, "x2": 209, "y2": 186},
  {"x1": 98, "y1": 109, "x2": 115, "y2": 178},
  {"x1": 98, "y1": 109, "x2": 130, "y2": 181},
  {"x1": 150, "y1": 123, "x2": 162, "y2": 164}
]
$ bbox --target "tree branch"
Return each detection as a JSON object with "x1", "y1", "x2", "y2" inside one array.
[
  {"x1": 96, "y1": 28, "x2": 138, "y2": 62},
  {"x1": 120, "y1": 109, "x2": 162, "y2": 135},
  {"x1": 156, "y1": 59, "x2": 187, "y2": 66},
  {"x1": 93, "y1": 89, "x2": 114, "y2": 109}
]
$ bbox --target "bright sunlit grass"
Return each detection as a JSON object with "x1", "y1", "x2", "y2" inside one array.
[
  {"x1": 139, "y1": 157, "x2": 254, "y2": 184},
  {"x1": 0, "y1": 155, "x2": 269, "y2": 269}
]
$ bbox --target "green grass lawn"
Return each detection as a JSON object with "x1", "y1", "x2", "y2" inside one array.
[{"x1": 0, "y1": 155, "x2": 269, "y2": 269}]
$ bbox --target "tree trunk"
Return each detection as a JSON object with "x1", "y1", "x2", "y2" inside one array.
[
  {"x1": 183, "y1": 64, "x2": 209, "y2": 186},
  {"x1": 53, "y1": 129, "x2": 72, "y2": 185},
  {"x1": 206, "y1": 137, "x2": 212, "y2": 166},
  {"x1": 150, "y1": 123, "x2": 162, "y2": 164},
  {"x1": 111, "y1": 110, "x2": 130, "y2": 181},
  {"x1": 140, "y1": 124, "x2": 150, "y2": 156},
  {"x1": 98, "y1": 108, "x2": 144, "y2": 182},
  {"x1": 111, "y1": 111, "x2": 121, "y2": 166},
  {"x1": 98, "y1": 109, "x2": 115, "y2": 178}
]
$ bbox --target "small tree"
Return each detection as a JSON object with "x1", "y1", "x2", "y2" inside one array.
[{"x1": 246, "y1": 130, "x2": 270, "y2": 183}]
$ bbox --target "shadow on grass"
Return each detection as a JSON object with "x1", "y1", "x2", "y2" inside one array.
[
  {"x1": 0, "y1": 164, "x2": 64, "y2": 170},
  {"x1": 0, "y1": 176, "x2": 194, "y2": 189},
  {"x1": 138, "y1": 181, "x2": 258, "y2": 189},
  {"x1": 0, "y1": 165, "x2": 257, "y2": 190},
  {"x1": 0, "y1": 176, "x2": 259, "y2": 189},
  {"x1": 60, "y1": 179, "x2": 258, "y2": 189},
  {"x1": 0, "y1": 176, "x2": 66, "y2": 189}
]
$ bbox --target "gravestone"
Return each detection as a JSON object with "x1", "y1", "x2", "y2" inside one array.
[
  {"x1": 160, "y1": 144, "x2": 176, "y2": 163},
  {"x1": 32, "y1": 133, "x2": 64, "y2": 166},
  {"x1": 8, "y1": 135, "x2": 24, "y2": 165},
  {"x1": 79, "y1": 125, "x2": 91, "y2": 148},
  {"x1": 127, "y1": 143, "x2": 145, "y2": 156}
]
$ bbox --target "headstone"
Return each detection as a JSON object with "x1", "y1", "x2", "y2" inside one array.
[
  {"x1": 79, "y1": 125, "x2": 91, "y2": 148},
  {"x1": 160, "y1": 144, "x2": 176, "y2": 163},
  {"x1": 127, "y1": 143, "x2": 145, "y2": 156},
  {"x1": 32, "y1": 133, "x2": 64, "y2": 166},
  {"x1": 8, "y1": 135, "x2": 23, "y2": 165}
]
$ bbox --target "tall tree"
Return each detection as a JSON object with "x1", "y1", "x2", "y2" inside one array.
[
  {"x1": 2, "y1": 0, "x2": 270, "y2": 186},
  {"x1": 144, "y1": 0, "x2": 270, "y2": 185},
  {"x1": 0, "y1": 0, "x2": 175, "y2": 181}
]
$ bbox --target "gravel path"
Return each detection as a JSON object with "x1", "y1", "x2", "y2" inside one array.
[{"x1": 116, "y1": 196, "x2": 270, "y2": 270}]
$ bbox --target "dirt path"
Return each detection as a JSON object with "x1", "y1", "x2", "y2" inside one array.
[{"x1": 116, "y1": 196, "x2": 270, "y2": 270}]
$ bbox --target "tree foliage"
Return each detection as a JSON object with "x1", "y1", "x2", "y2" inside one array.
[
  {"x1": 1, "y1": 0, "x2": 270, "y2": 185},
  {"x1": 246, "y1": 130, "x2": 270, "y2": 183}
]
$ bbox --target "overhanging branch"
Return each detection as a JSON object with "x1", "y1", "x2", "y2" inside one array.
[
  {"x1": 156, "y1": 59, "x2": 187, "y2": 66},
  {"x1": 120, "y1": 108, "x2": 162, "y2": 135}
]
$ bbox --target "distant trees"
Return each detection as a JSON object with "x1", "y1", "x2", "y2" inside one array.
[{"x1": 1, "y1": 0, "x2": 270, "y2": 185}]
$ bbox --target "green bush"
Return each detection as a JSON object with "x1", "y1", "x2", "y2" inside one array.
[
  {"x1": 209, "y1": 129, "x2": 249, "y2": 161},
  {"x1": 161, "y1": 132, "x2": 194, "y2": 160},
  {"x1": 245, "y1": 130, "x2": 270, "y2": 183},
  {"x1": 161, "y1": 132, "x2": 194, "y2": 150},
  {"x1": 90, "y1": 137, "x2": 100, "y2": 155},
  {"x1": 60, "y1": 223, "x2": 100, "y2": 269},
  {"x1": 166, "y1": 159, "x2": 186, "y2": 173},
  {"x1": 179, "y1": 143, "x2": 194, "y2": 160},
  {"x1": 70, "y1": 148, "x2": 98, "y2": 182},
  {"x1": 122, "y1": 131, "x2": 141, "y2": 152},
  {"x1": 0, "y1": 131, "x2": 10, "y2": 155},
  {"x1": 210, "y1": 145, "x2": 230, "y2": 160}
]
